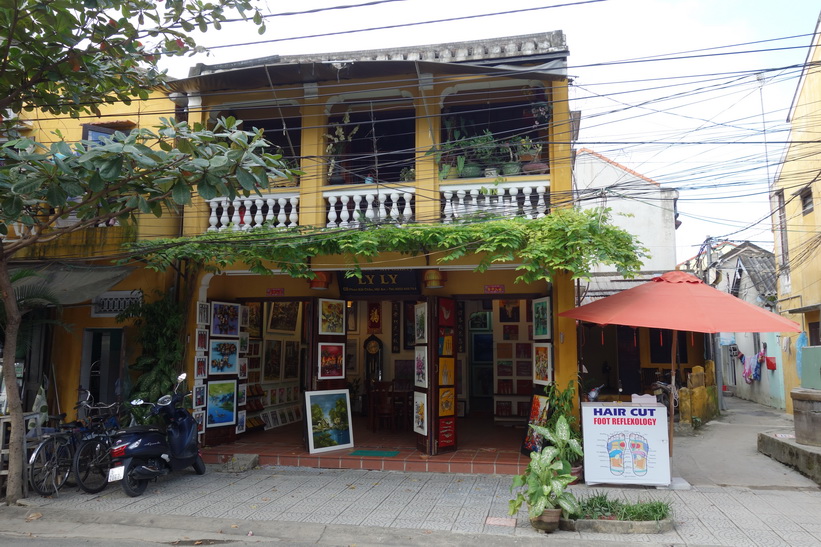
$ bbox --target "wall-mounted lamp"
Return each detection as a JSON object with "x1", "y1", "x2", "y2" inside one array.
[
  {"x1": 423, "y1": 269, "x2": 447, "y2": 289},
  {"x1": 309, "y1": 271, "x2": 332, "y2": 290}
]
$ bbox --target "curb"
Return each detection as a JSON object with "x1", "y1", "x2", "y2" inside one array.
[{"x1": 559, "y1": 517, "x2": 674, "y2": 534}]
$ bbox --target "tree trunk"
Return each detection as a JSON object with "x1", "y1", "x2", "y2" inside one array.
[{"x1": 0, "y1": 253, "x2": 25, "y2": 504}]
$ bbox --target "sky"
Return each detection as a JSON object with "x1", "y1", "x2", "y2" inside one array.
[{"x1": 159, "y1": 0, "x2": 821, "y2": 264}]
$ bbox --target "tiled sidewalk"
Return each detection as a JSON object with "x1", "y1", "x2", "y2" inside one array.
[{"x1": 23, "y1": 465, "x2": 821, "y2": 545}]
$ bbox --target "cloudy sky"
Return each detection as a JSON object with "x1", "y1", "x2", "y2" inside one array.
[{"x1": 160, "y1": 0, "x2": 820, "y2": 263}]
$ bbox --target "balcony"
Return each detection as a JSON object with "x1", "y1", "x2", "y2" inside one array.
[
  {"x1": 440, "y1": 178, "x2": 550, "y2": 223},
  {"x1": 324, "y1": 185, "x2": 415, "y2": 228},
  {"x1": 207, "y1": 192, "x2": 300, "y2": 232}
]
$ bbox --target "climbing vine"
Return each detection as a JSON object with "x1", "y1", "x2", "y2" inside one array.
[{"x1": 122, "y1": 208, "x2": 649, "y2": 283}]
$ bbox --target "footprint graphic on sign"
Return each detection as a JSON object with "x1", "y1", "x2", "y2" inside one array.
[
  {"x1": 629, "y1": 433, "x2": 649, "y2": 476},
  {"x1": 606, "y1": 433, "x2": 626, "y2": 475}
]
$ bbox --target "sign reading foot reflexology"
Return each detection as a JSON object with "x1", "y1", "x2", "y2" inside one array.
[{"x1": 581, "y1": 402, "x2": 671, "y2": 486}]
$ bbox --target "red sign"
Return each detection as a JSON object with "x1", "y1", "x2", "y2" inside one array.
[
  {"x1": 266, "y1": 288, "x2": 285, "y2": 296},
  {"x1": 484, "y1": 285, "x2": 505, "y2": 294},
  {"x1": 438, "y1": 417, "x2": 456, "y2": 448}
]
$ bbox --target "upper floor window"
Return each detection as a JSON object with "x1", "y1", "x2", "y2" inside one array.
[
  {"x1": 82, "y1": 122, "x2": 135, "y2": 144},
  {"x1": 800, "y1": 187, "x2": 813, "y2": 215}
]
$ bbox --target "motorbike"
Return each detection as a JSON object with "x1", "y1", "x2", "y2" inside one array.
[
  {"x1": 107, "y1": 373, "x2": 205, "y2": 497},
  {"x1": 651, "y1": 375, "x2": 679, "y2": 410}
]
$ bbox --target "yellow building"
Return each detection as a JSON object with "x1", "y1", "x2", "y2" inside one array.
[
  {"x1": 771, "y1": 20, "x2": 821, "y2": 411},
  {"x1": 15, "y1": 32, "x2": 583, "y2": 456}
]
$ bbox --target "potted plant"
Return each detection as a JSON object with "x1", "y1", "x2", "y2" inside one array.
[
  {"x1": 509, "y1": 415, "x2": 582, "y2": 533},
  {"x1": 499, "y1": 139, "x2": 521, "y2": 176},
  {"x1": 325, "y1": 111, "x2": 359, "y2": 184},
  {"x1": 469, "y1": 130, "x2": 502, "y2": 177},
  {"x1": 399, "y1": 167, "x2": 415, "y2": 182},
  {"x1": 516, "y1": 136, "x2": 548, "y2": 175},
  {"x1": 542, "y1": 380, "x2": 584, "y2": 480}
]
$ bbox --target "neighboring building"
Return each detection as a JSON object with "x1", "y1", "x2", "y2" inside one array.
[
  {"x1": 771, "y1": 14, "x2": 821, "y2": 412},
  {"x1": 708, "y1": 243, "x2": 784, "y2": 408},
  {"x1": 13, "y1": 32, "x2": 584, "y2": 456},
  {"x1": 570, "y1": 149, "x2": 688, "y2": 400}
]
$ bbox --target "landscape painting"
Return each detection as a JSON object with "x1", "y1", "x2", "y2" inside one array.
[
  {"x1": 305, "y1": 389, "x2": 353, "y2": 454},
  {"x1": 206, "y1": 379, "x2": 236, "y2": 428}
]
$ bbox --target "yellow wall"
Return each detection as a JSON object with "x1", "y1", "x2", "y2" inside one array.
[{"x1": 773, "y1": 31, "x2": 821, "y2": 412}]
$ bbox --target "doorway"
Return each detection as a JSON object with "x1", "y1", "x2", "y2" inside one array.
[{"x1": 79, "y1": 329, "x2": 124, "y2": 409}]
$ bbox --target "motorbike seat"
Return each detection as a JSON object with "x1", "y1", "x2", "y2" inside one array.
[{"x1": 115, "y1": 425, "x2": 163, "y2": 435}]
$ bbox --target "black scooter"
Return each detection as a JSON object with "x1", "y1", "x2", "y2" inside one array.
[{"x1": 107, "y1": 373, "x2": 205, "y2": 497}]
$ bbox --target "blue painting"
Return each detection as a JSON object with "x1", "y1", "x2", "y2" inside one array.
[{"x1": 305, "y1": 389, "x2": 354, "y2": 454}]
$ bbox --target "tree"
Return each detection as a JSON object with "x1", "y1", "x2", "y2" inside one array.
[{"x1": 0, "y1": 0, "x2": 276, "y2": 504}]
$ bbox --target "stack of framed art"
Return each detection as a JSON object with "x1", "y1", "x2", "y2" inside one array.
[{"x1": 491, "y1": 297, "x2": 553, "y2": 423}]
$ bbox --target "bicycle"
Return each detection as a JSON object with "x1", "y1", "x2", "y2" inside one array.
[
  {"x1": 28, "y1": 391, "x2": 120, "y2": 496},
  {"x1": 72, "y1": 404, "x2": 124, "y2": 494}
]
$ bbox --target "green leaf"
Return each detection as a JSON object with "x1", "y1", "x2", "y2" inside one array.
[
  {"x1": 98, "y1": 157, "x2": 122, "y2": 180},
  {"x1": 171, "y1": 181, "x2": 191, "y2": 205},
  {"x1": 45, "y1": 184, "x2": 68, "y2": 207}
]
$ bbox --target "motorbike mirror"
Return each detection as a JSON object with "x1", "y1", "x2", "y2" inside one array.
[
  {"x1": 177, "y1": 373, "x2": 187, "y2": 382},
  {"x1": 131, "y1": 399, "x2": 144, "y2": 406}
]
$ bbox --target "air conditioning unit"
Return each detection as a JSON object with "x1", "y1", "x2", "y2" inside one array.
[{"x1": 728, "y1": 344, "x2": 739, "y2": 357}]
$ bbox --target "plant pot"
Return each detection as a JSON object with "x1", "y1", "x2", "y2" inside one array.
[
  {"x1": 530, "y1": 508, "x2": 562, "y2": 533},
  {"x1": 570, "y1": 464, "x2": 583, "y2": 484},
  {"x1": 519, "y1": 153, "x2": 539, "y2": 163},
  {"x1": 501, "y1": 162, "x2": 521, "y2": 176},
  {"x1": 484, "y1": 166, "x2": 499, "y2": 178},
  {"x1": 460, "y1": 163, "x2": 482, "y2": 178},
  {"x1": 523, "y1": 161, "x2": 549, "y2": 175}
]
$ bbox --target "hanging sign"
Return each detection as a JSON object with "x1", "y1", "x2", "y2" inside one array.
[
  {"x1": 339, "y1": 270, "x2": 419, "y2": 296},
  {"x1": 581, "y1": 402, "x2": 671, "y2": 487}
]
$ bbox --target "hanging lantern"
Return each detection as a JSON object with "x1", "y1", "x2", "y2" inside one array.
[
  {"x1": 309, "y1": 271, "x2": 332, "y2": 290},
  {"x1": 423, "y1": 270, "x2": 446, "y2": 289}
]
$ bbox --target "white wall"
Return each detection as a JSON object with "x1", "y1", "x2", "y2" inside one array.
[{"x1": 574, "y1": 150, "x2": 679, "y2": 272}]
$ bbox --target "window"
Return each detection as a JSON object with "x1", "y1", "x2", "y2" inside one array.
[
  {"x1": 809, "y1": 321, "x2": 820, "y2": 346},
  {"x1": 800, "y1": 187, "x2": 813, "y2": 215}
]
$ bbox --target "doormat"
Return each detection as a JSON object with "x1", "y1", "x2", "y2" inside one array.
[{"x1": 349, "y1": 450, "x2": 400, "y2": 457}]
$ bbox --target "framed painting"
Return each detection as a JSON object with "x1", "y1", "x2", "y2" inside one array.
[
  {"x1": 403, "y1": 301, "x2": 416, "y2": 350},
  {"x1": 413, "y1": 391, "x2": 427, "y2": 435},
  {"x1": 246, "y1": 302, "x2": 262, "y2": 338},
  {"x1": 247, "y1": 340, "x2": 261, "y2": 358},
  {"x1": 532, "y1": 297, "x2": 551, "y2": 340},
  {"x1": 414, "y1": 346, "x2": 427, "y2": 388},
  {"x1": 236, "y1": 409, "x2": 246, "y2": 434},
  {"x1": 263, "y1": 339, "x2": 282, "y2": 382},
  {"x1": 347, "y1": 301, "x2": 359, "y2": 334},
  {"x1": 439, "y1": 387, "x2": 455, "y2": 417},
  {"x1": 305, "y1": 389, "x2": 354, "y2": 454},
  {"x1": 238, "y1": 331, "x2": 250, "y2": 354},
  {"x1": 193, "y1": 410, "x2": 205, "y2": 433},
  {"x1": 439, "y1": 357, "x2": 455, "y2": 386},
  {"x1": 533, "y1": 343, "x2": 553, "y2": 386},
  {"x1": 345, "y1": 338, "x2": 359, "y2": 377},
  {"x1": 209, "y1": 339, "x2": 239, "y2": 375},
  {"x1": 318, "y1": 299, "x2": 345, "y2": 335},
  {"x1": 206, "y1": 379, "x2": 236, "y2": 428},
  {"x1": 414, "y1": 303, "x2": 427, "y2": 344},
  {"x1": 237, "y1": 383, "x2": 247, "y2": 406},
  {"x1": 210, "y1": 301, "x2": 240, "y2": 337},
  {"x1": 195, "y1": 329, "x2": 209, "y2": 352},
  {"x1": 468, "y1": 311, "x2": 490, "y2": 331},
  {"x1": 283, "y1": 340, "x2": 300, "y2": 380},
  {"x1": 498, "y1": 299, "x2": 520, "y2": 323},
  {"x1": 521, "y1": 394, "x2": 550, "y2": 455},
  {"x1": 239, "y1": 305, "x2": 250, "y2": 328},
  {"x1": 193, "y1": 384, "x2": 205, "y2": 408},
  {"x1": 194, "y1": 356, "x2": 207, "y2": 380},
  {"x1": 318, "y1": 342, "x2": 345, "y2": 379},
  {"x1": 267, "y1": 301, "x2": 301, "y2": 334},
  {"x1": 196, "y1": 301, "x2": 210, "y2": 325},
  {"x1": 238, "y1": 357, "x2": 248, "y2": 380}
]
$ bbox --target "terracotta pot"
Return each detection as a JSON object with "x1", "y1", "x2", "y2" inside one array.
[
  {"x1": 570, "y1": 464, "x2": 583, "y2": 484},
  {"x1": 530, "y1": 507, "x2": 562, "y2": 533},
  {"x1": 523, "y1": 161, "x2": 549, "y2": 174}
]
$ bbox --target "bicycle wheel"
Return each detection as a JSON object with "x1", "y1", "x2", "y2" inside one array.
[
  {"x1": 73, "y1": 438, "x2": 111, "y2": 494},
  {"x1": 29, "y1": 436, "x2": 72, "y2": 496}
]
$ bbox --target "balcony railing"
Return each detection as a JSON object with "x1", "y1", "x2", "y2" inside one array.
[
  {"x1": 440, "y1": 179, "x2": 550, "y2": 223},
  {"x1": 207, "y1": 192, "x2": 300, "y2": 231},
  {"x1": 324, "y1": 185, "x2": 415, "y2": 228}
]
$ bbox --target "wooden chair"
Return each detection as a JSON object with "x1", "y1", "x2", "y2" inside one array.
[{"x1": 370, "y1": 381, "x2": 395, "y2": 432}]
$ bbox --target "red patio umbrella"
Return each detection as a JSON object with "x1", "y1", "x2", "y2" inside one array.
[{"x1": 559, "y1": 270, "x2": 801, "y2": 454}]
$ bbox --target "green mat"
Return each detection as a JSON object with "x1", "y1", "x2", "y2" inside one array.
[{"x1": 349, "y1": 450, "x2": 400, "y2": 457}]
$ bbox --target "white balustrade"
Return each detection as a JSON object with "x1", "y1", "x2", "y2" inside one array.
[
  {"x1": 439, "y1": 180, "x2": 550, "y2": 223},
  {"x1": 323, "y1": 186, "x2": 415, "y2": 228},
  {"x1": 206, "y1": 192, "x2": 300, "y2": 232}
]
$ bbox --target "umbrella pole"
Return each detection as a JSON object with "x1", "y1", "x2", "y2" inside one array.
[{"x1": 669, "y1": 330, "x2": 677, "y2": 458}]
